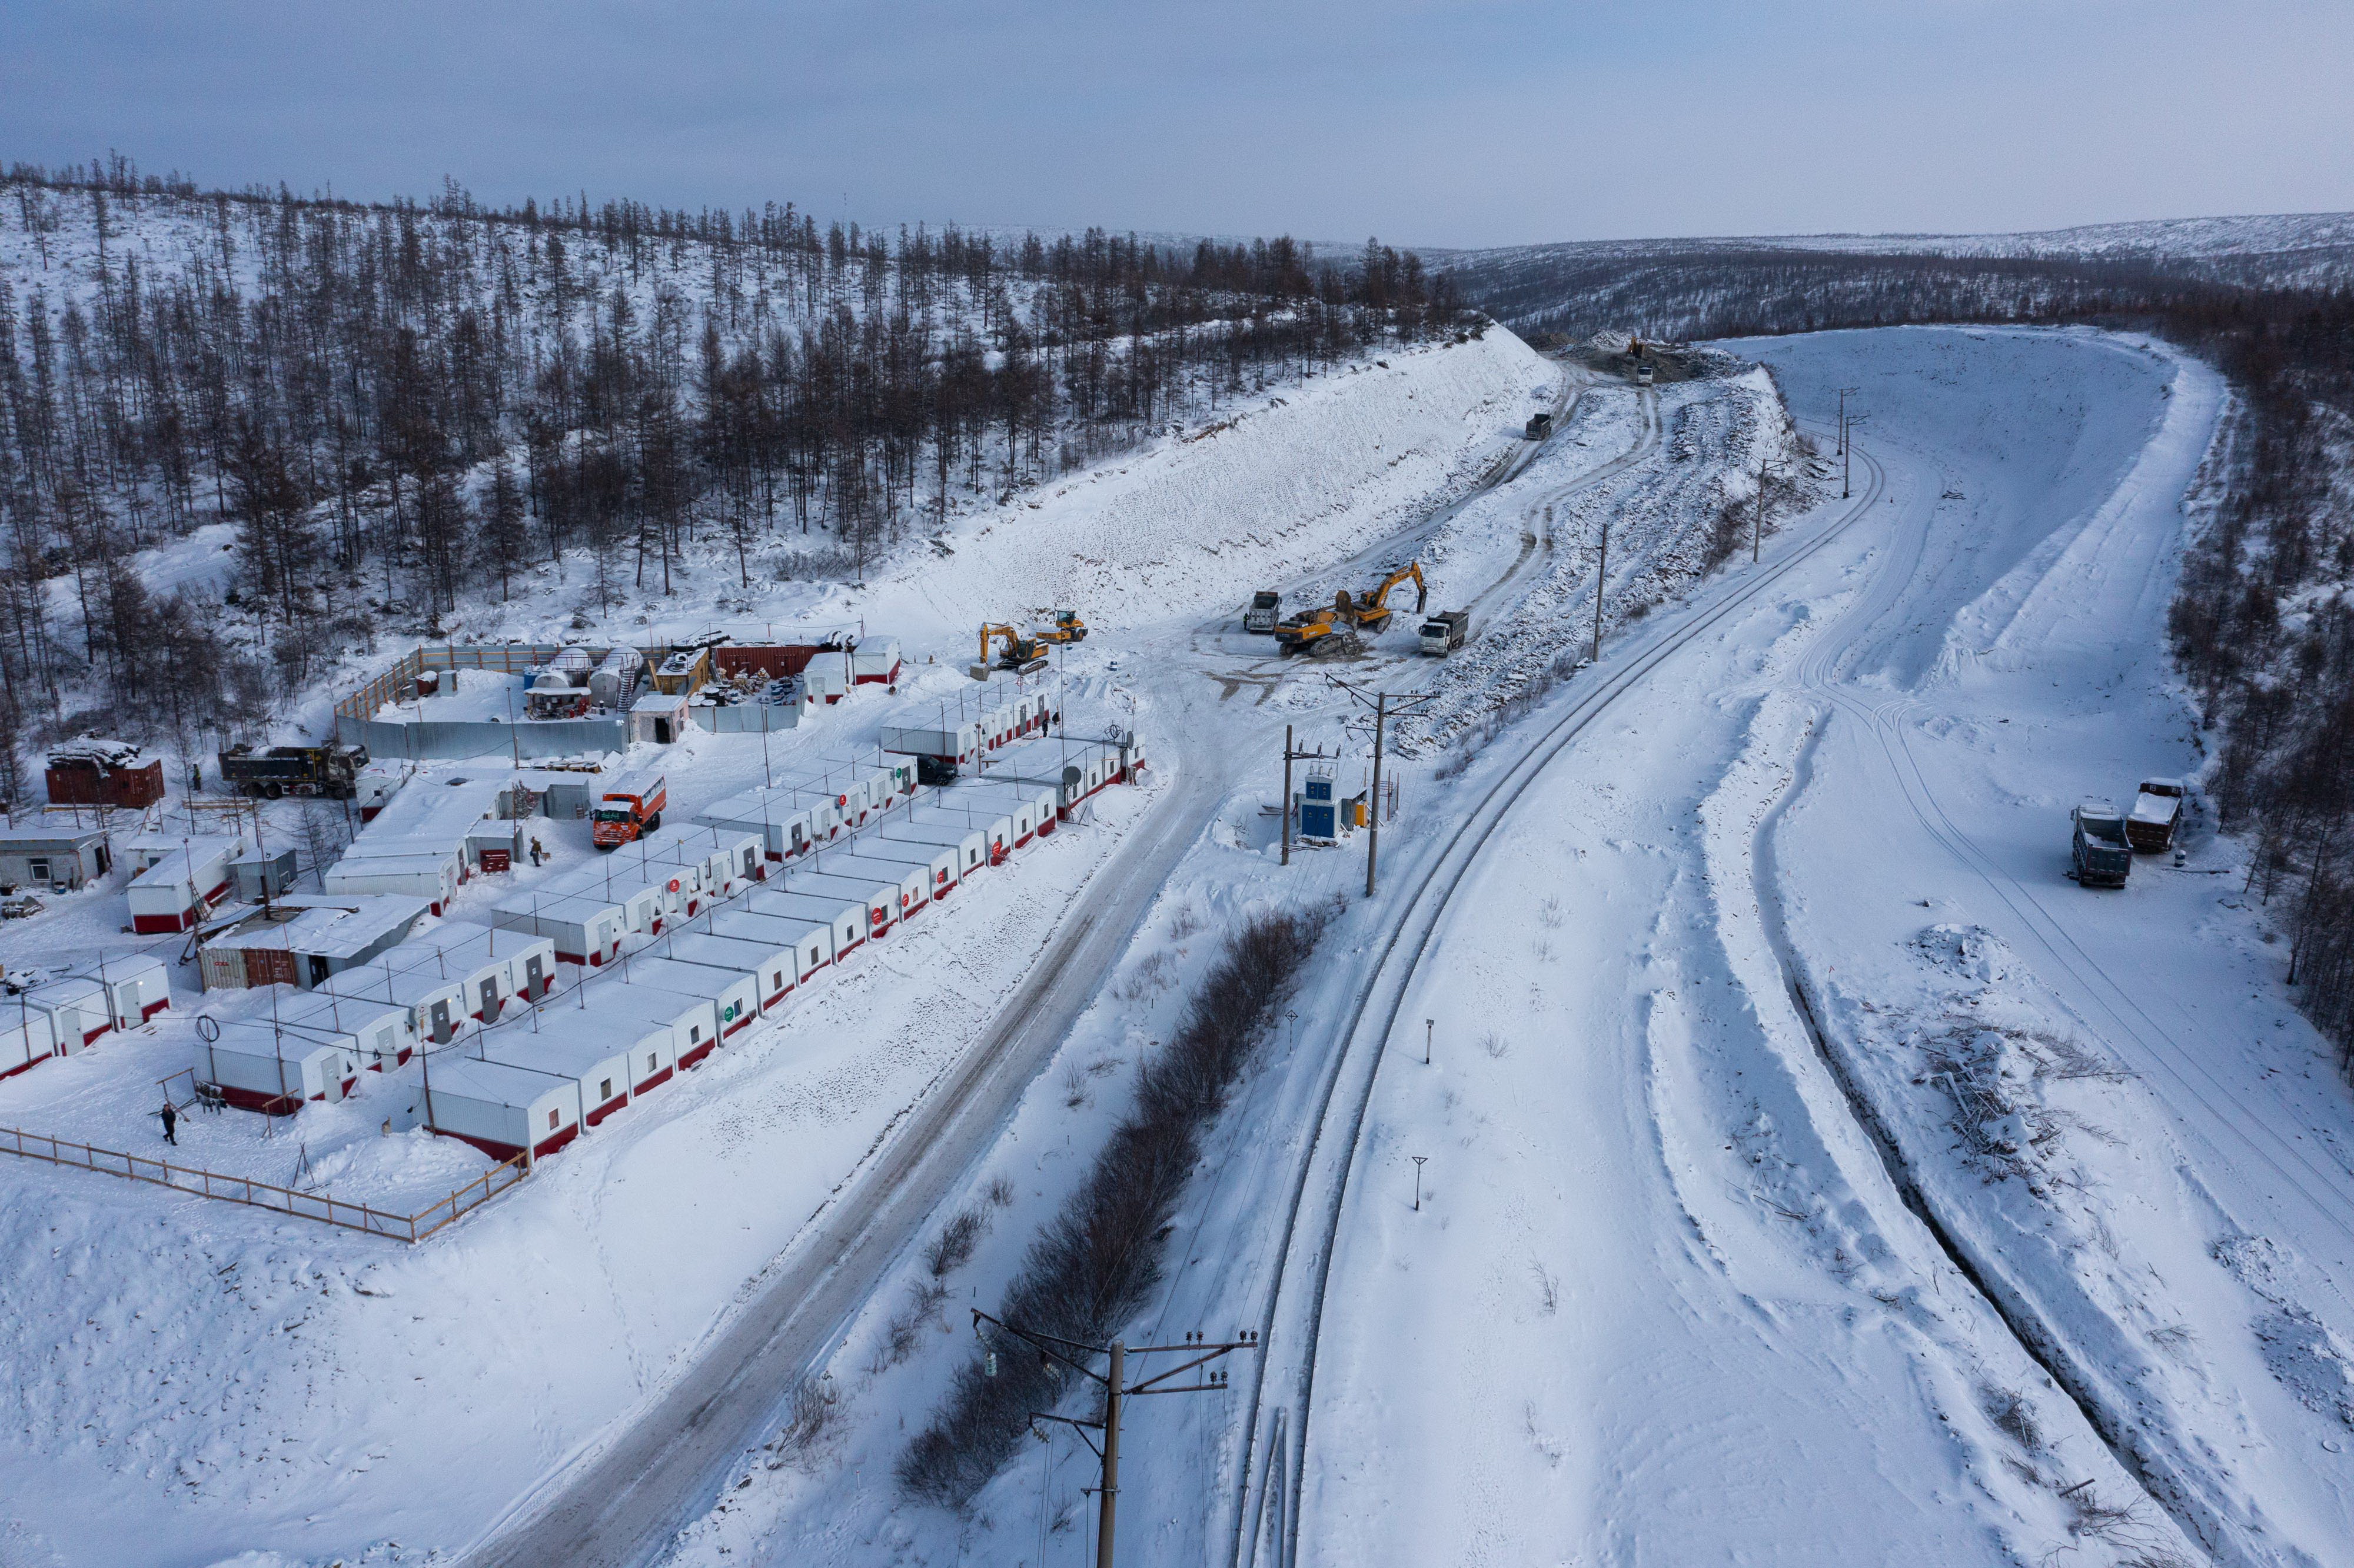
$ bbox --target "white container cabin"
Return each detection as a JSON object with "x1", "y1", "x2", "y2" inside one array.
[
  {"x1": 660, "y1": 932, "x2": 797, "y2": 1015},
  {"x1": 322, "y1": 849, "x2": 461, "y2": 915},
  {"x1": 126, "y1": 838, "x2": 240, "y2": 933},
  {"x1": 872, "y1": 818, "x2": 992, "y2": 877},
  {"x1": 614, "y1": 957, "x2": 762, "y2": 1048},
  {"x1": 809, "y1": 852, "x2": 932, "y2": 918},
  {"x1": 568, "y1": 980, "x2": 722, "y2": 1073},
  {"x1": 318, "y1": 964, "x2": 468, "y2": 1045},
  {"x1": 420, "y1": 1054, "x2": 581, "y2": 1163},
  {"x1": 491, "y1": 892, "x2": 629, "y2": 968},
  {"x1": 707, "y1": 910, "x2": 833, "y2": 982},
  {"x1": 841, "y1": 837, "x2": 961, "y2": 900},
  {"x1": 17, "y1": 977, "x2": 112, "y2": 1052},
  {"x1": 0, "y1": 1010, "x2": 58, "y2": 1080},
  {"x1": 397, "y1": 922, "x2": 558, "y2": 1010},
  {"x1": 744, "y1": 888, "x2": 867, "y2": 958},
  {"x1": 476, "y1": 1034, "x2": 640, "y2": 1130},
  {"x1": 262, "y1": 988, "x2": 415, "y2": 1071},
  {"x1": 907, "y1": 800, "x2": 1015, "y2": 864},
  {"x1": 203, "y1": 1020, "x2": 364, "y2": 1113},
  {"x1": 780, "y1": 866, "x2": 902, "y2": 938}
]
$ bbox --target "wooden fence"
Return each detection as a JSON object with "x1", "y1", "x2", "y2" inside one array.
[{"x1": 0, "y1": 1124, "x2": 527, "y2": 1243}]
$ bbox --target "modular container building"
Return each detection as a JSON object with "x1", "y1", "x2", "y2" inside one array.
[
  {"x1": 353, "y1": 764, "x2": 406, "y2": 821},
  {"x1": 566, "y1": 980, "x2": 722, "y2": 1073},
  {"x1": 198, "y1": 894, "x2": 431, "y2": 991},
  {"x1": 782, "y1": 866, "x2": 905, "y2": 937},
  {"x1": 262, "y1": 988, "x2": 415, "y2": 1070},
  {"x1": 78, "y1": 954, "x2": 171, "y2": 1028},
  {"x1": 401, "y1": 921, "x2": 558, "y2": 1006},
  {"x1": 17, "y1": 976, "x2": 112, "y2": 1051},
  {"x1": 987, "y1": 737, "x2": 1123, "y2": 815},
  {"x1": 203, "y1": 1021, "x2": 363, "y2": 1112},
  {"x1": 851, "y1": 637, "x2": 903, "y2": 689},
  {"x1": 321, "y1": 849, "x2": 461, "y2": 914},
  {"x1": 420, "y1": 1054, "x2": 582, "y2": 1163},
  {"x1": 0, "y1": 825, "x2": 114, "y2": 891},
  {"x1": 476, "y1": 1033, "x2": 641, "y2": 1130},
  {"x1": 905, "y1": 801, "x2": 1015, "y2": 865},
  {"x1": 0, "y1": 1010, "x2": 58, "y2": 1080},
  {"x1": 870, "y1": 818, "x2": 991, "y2": 878},
  {"x1": 695, "y1": 787, "x2": 832, "y2": 861},
  {"x1": 318, "y1": 964, "x2": 468, "y2": 1045},
  {"x1": 125, "y1": 837, "x2": 240, "y2": 933},
  {"x1": 637, "y1": 825, "x2": 765, "y2": 897},
  {"x1": 942, "y1": 782, "x2": 1057, "y2": 845},
  {"x1": 491, "y1": 892, "x2": 629, "y2": 968},
  {"x1": 614, "y1": 957, "x2": 762, "y2": 1048},
  {"x1": 742, "y1": 889, "x2": 866, "y2": 961},
  {"x1": 351, "y1": 773, "x2": 515, "y2": 871},
  {"x1": 44, "y1": 736, "x2": 165, "y2": 810},
  {"x1": 808, "y1": 853, "x2": 932, "y2": 918},
  {"x1": 535, "y1": 861, "x2": 673, "y2": 934},
  {"x1": 708, "y1": 910, "x2": 834, "y2": 981},
  {"x1": 839, "y1": 836, "x2": 962, "y2": 900},
  {"x1": 660, "y1": 932, "x2": 797, "y2": 1014}
]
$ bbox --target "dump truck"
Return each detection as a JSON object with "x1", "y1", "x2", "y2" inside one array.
[
  {"x1": 2128, "y1": 778, "x2": 2187, "y2": 852},
  {"x1": 1419, "y1": 610, "x2": 1471, "y2": 656},
  {"x1": 2071, "y1": 800, "x2": 2133, "y2": 888},
  {"x1": 218, "y1": 743, "x2": 368, "y2": 800},
  {"x1": 1244, "y1": 590, "x2": 1282, "y2": 634},
  {"x1": 591, "y1": 773, "x2": 667, "y2": 851},
  {"x1": 1525, "y1": 412, "x2": 1552, "y2": 441}
]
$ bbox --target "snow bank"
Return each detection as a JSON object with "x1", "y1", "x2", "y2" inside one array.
[{"x1": 857, "y1": 331, "x2": 1555, "y2": 637}]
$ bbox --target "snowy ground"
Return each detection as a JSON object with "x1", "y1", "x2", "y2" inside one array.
[{"x1": 0, "y1": 317, "x2": 1559, "y2": 1566}]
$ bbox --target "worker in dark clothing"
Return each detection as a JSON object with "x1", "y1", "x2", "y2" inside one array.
[
  {"x1": 159, "y1": 1101, "x2": 178, "y2": 1146},
  {"x1": 529, "y1": 837, "x2": 546, "y2": 867}
]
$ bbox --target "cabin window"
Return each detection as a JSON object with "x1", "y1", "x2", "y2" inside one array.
[
  {"x1": 600, "y1": 1078, "x2": 614, "y2": 1100},
  {"x1": 648, "y1": 1053, "x2": 658, "y2": 1071},
  {"x1": 690, "y1": 1026, "x2": 703, "y2": 1042},
  {"x1": 26, "y1": 859, "x2": 48, "y2": 883},
  {"x1": 547, "y1": 1109, "x2": 559, "y2": 1130}
]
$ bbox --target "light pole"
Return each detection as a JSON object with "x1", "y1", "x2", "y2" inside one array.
[
  {"x1": 973, "y1": 1310, "x2": 1260, "y2": 1568},
  {"x1": 1412, "y1": 1156, "x2": 1428, "y2": 1211},
  {"x1": 1328, "y1": 677, "x2": 1434, "y2": 897},
  {"x1": 1591, "y1": 515, "x2": 1610, "y2": 665}
]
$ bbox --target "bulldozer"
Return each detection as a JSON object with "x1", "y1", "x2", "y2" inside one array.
[
  {"x1": 980, "y1": 622, "x2": 1050, "y2": 673},
  {"x1": 1031, "y1": 608, "x2": 1088, "y2": 645}
]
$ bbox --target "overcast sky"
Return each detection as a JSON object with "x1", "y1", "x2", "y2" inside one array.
[{"x1": 2, "y1": 1, "x2": 2349, "y2": 249}]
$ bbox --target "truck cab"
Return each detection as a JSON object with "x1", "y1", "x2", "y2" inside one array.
[
  {"x1": 1244, "y1": 591, "x2": 1281, "y2": 634},
  {"x1": 2072, "y1": 800, "x2": 2133, "y2": 888},
  {"x1": 1419, "y1": 610, "x2": 1470, "y2": 656},
  {"x1": 592, "y1": 775, "x2": 667, "y2": 850}
]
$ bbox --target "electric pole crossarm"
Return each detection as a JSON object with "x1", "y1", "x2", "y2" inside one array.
[
  {"x1": 1126, "y1": 1341, "x2": 1254, "y2": 1393},
  {"x1": 1126, "y1": 1381, "x2": 1232, "y2": 1397}
]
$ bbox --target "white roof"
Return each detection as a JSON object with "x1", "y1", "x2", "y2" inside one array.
[
  {"x1": 207, "y1": 895, "x2": 427, "y2": 960},
  {"x1": 357, "y1": 774, "x2": 511, "y2": 848},
  {"x1": 0, "y1": 824, "x2": 109, "y2": 848},
  {"x1": 424, "y1": 1053, "x2": 571, "y2": 1110}
]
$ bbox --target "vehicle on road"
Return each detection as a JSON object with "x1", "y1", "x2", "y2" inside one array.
[
  {"x1": 1245, "y1": 590, "x2": 1282, "y2": 633},
  {"x1": 2129, "y1": 777, "x2": 2187, "y2": 851},
  {"x1": 2071, "y1": 799, "x2": 2133, "y2": 887},
  {"x1": 217, "y1": 742, "x2": 368, "y2": 800},
  {"x1": 1525, "y1": 412, "x2": 1552, "y2": 440},
  {"x1": 1419, "y1": 609, "x2": 1471, "y2": 655},
  {"x1": 593, "y1": 773, "x2": 667, "y2": 850}
]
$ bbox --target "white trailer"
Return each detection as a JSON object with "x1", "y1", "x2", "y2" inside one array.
[
  {"x1": 420, "y1": 1054, "x2": 581, "y2": 1163},
  {"x1": 869, "y1": 818, "x2": 990, "y2": 877},
  {"x1": 402, "y1": 921, "x2": 558, "y2": 1006},
  {"x1": 0, "y1": 1010, "x2": 58, "y2": 1080},
  {"x1": 842, "y1": 835, "x2": 962, "y2": 900},
  {"x1": 708, "y1": 910, "x2": 834, "y2": 983},
  {"x1": 742, "y1": 890, "x2": 866, "y2": 961},
  {"x1": 204, "y1": 1020, "x2": 363, "y2": 1112},
  {"x1": 943, "y1": 781, "x2": 1057, "y2": 844},
  {"x1": 69, "y1": 954, "x2": 172, "y2": 1028},
  {"x1": 810, "y1": 852, "x2": 933, "y2": 917},
  {"x1": 126, "y1": 838, "x2": 239, "y2": 933},
  {"x1": 491, "y1": 892, "x2": 629, "y2": 969},
  {"x1": 573, "y1": 979, "x2": 723, "y2": 1072},
  {"x1": 784, "y1": 865, "x2": 908, "y2": 936},
  {"x1": 318, "y1": 964, "x2": 469, "y2": 1045},
  {"x1": 660, "y1": 932, "x2": 798, "y2": 1014},
  {"x1": 322, "y1": 850, "x2": 461, "y2": 915},
  {"x1": 907, "y1": 801, "x2": 1015, "y2": 864},
  {"x1": 477, "y1": 1031, "x2": 641, "y2": 1129},
  {"x1": 17, "y1": 977, "x2": 112, "y2": 1053},
  {"x1": 534, "y1": 863, "x2": 669, "y2": 934},
  {"x1": 263, "y1": 988, "x2": 415, "y2": 1071},
  {"x1": 697, "y1": 788, "x2": 832, "y2": 861},
  {"x1": 616, "y1": 956, "x2": 762, "y2": 1048}
]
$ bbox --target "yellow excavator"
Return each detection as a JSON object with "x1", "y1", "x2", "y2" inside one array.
[
  {"x1": 980, "y1": 622, "x2": 1050, "y2": 672},
  {"x1": 1350, "y1": 562, "x2": 1427, "y2": 634},
  {"x1": 1031, "y1": 608, "x2": 1088, "y2": 645},
  {"x1": 1275, "y1": 562, "x2": 1428, "y2": 655}
]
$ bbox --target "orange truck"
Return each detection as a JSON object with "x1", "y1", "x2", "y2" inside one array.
[{"x1": 591, "y1": 773, "x2": 667, "y2": 851}]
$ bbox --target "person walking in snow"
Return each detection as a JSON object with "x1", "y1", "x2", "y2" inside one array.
[
  {"x1": 158, "y1": 1101, "x2": 178, "y2": 1146},
  {"x1": 529, "y1": 837, "x2": 546, "y2": 867}
]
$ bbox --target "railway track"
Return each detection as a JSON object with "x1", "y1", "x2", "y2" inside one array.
[{"x1": 1224, "y1": 440, "x2": 1891, "y2": 1568}]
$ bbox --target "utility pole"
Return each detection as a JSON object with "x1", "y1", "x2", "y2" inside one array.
[
  {"x1": 973, "y1": 1311, "x2": 1259, "y2": 1568},
  {"x1": 1753, "y1": 456, "x2": 1784, "y2": 564},
  {"x1": 1278, "y1": 727, "x2": 1331, "y2": 867},
  {"x1": 1591, "y1": 515, "x2": 1610, "y2": 665},
  {"x1": 1841, "y1": 412, "x2": 1868, "y2": 501},
  {"x1": 1836, "y1": 387, "x2": 1858, "y2": 460},
  {"x1": 1328, "y1": 678, "x2": 1434, "y2": 897}
]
